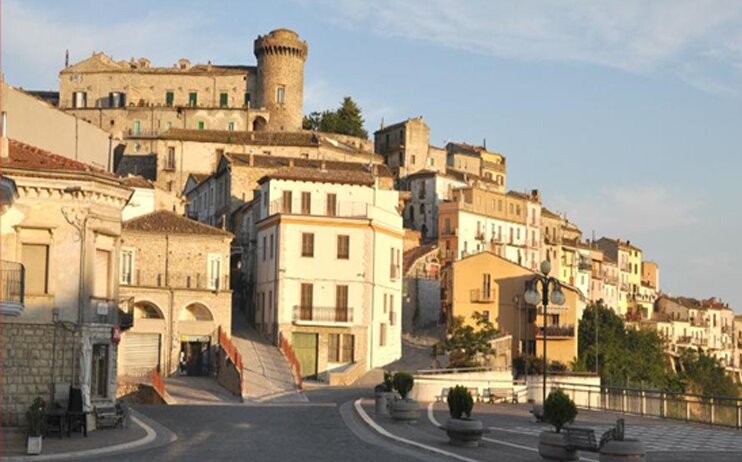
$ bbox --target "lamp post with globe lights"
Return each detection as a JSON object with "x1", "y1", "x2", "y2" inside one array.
[{"x1": 524, "y1": 260, "x2": 566, "y2": 405}]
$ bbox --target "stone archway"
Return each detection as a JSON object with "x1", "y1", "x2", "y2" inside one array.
[
  {"x1": 179, "y1": 302, "x2": 214, "y2": 321},
  {"x1": 252, "y1": 116, "x2": 268, "y2": 132}
]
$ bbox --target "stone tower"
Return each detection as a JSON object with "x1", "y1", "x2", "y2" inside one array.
[{"x1": 254, "y1": 29, "x2": 308, "y2": 132}]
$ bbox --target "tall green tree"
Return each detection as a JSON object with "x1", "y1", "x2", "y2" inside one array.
[
  {"x1": 302, "y1": 97, "x2": 368, "y2": 139},
  {"x1": 437, "y1": 313, "x2": 500, "y2": 368}
]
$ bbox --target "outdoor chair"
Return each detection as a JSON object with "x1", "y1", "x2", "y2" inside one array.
[{"x1": 436, "y1": 388, "x2": 450, "y2": 402}]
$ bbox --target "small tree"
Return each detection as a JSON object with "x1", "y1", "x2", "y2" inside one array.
[
  {"x1": 302, "y1": 97, "x2": 368, "y2": 138},
  {"x1": 543, "y1": 389, "x2": 577, "y2": 433},
  {"x1": 26, "y1": 397, "x2": 46, "y2": 437},
  {"x1": 438, "y1": 313, "x2": 500, "y2": 367},
  {"x1": 392, "y1": 372, "x2": 414, "y2": 399},
  {"x1": 447, "y1": 385, "x2": 474, "y2": 419}
]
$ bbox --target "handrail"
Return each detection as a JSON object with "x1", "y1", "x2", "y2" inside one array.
[
  {"x1": 278, "y1": 332, "x2": 303, "y2": 389},
  {"x1": 219, "y1": 327, "x2": 244, "y2": 394}
]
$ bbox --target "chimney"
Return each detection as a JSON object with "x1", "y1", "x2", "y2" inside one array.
[{"x1": 248, "y1": 153, "x2": 254, "y2": 166}]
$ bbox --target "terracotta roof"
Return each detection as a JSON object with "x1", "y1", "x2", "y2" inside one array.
[
  {"x1": 228, "y1": 153, "x2": 392, "y2": 177},
  {"x1": 121, "y1": 175, "x2": 154, "y2": 189},
  {"x1": 155, "y1": 128, "x2": 319, "y2": 146},
  {"x1": 123, "y1": 210, "x2": 232, "y2": 237},
  {"x1": 259, "y1": 167, "x2": 375, "y2": 186},
  {"x1": 1, "y1": 139, "x2": 118, "y2": 180},
  {"x1": 659, "y1": 295, "x2": 731, "y2": 311}
]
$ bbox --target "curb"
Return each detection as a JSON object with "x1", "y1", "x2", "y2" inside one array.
[{"x1": 1, "y1": 411, "x2": 175, "y2": 462}]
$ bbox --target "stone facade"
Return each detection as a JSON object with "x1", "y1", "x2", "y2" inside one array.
[{"x1": 118, "y1": 211, "x2": 233, "y2": 378}]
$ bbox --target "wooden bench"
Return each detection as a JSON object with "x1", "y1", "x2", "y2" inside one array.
[
  {"x1": 564, "y1": 419, "x2": 624, "y2": 452},
  {"x1": 482, "y1": 388, "x2": 515, "y2": 404},
  {"x1": 435, "y1": 388, "x2": 450, "y2": 402}
]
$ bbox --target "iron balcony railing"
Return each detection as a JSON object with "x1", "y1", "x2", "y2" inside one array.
[
  {"x1": 293, "y1": 305, "x2": 353, "y2": 325},
  {"x1": 1, "y1": 261, "x2": 25, "y2": 306},
  {"x1": 268, "y1": 197, "x2": 368, "y2": 218},
  {"x1": 536, "y1": 324, "x2": 575, "y2": 338},
  {"x1": 470, "y1": 288, "x2": 495, "y2": 303},
  {"x1": 122, "y1": 270, "x2": 230, "y2": 291}
]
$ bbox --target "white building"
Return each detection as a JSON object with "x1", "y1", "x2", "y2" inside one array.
[
  {"x1": 404, "y1": 170, "x2": 468, "y2": 241},
  {"x1": 241, "y1": 166, "x2": 403, "y2": 382}
]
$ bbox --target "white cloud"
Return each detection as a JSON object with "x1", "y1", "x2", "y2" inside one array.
[
  {"x1": 550, "y1": 185, "x2": 701, "y2": 237},
  {"x1": 301, "y1": 0, "x2": 742, "y2": 97}
]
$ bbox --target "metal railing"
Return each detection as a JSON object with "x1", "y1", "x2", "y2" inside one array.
[
  {"x1": 292, "y1": 305, "x2": 353, "y2": 324},
  {"x1": 470, "y1": 288, "x2": 495, "y2": 303},
  {"x1": 279, "y1": 332, "x2": 303, "y2": 389},
  {"x1": 536, "y1": 324, "x2": 575, "y2": 338},
  {"x1": 1, "y1": 261, "x2": 25, "y2": 305},
  {"x1": 553, "y1": 381, "x2": 742, "y2": 429},
  {"x1": 268, "y1": 198, "x2": 368, "y2": 218},
  {"x1": 122, "y1": 270, "x2": 229, "y2": 291}
]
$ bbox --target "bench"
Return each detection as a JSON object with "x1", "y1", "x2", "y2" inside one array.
[
  {"x1": 468, "y1": 388, "x2": 480, "y2": 402},
  {"x1": 436, "y1": 388, "x2": 450, "y2": 402},
  {"x1": 564, "y1": 419, "x2": 624, "y2": 452},
  {"x1": 482, "y1": 388, "x2": 516, "y2": 404},
  {"x1": 94, "y1": 405, "x2": 122, "y2": 429}
]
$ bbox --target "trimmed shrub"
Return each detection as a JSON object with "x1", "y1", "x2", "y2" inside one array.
[
  {"x1": 543, "y1": 389, "x2": 577, "y2": 433},
  {"x1": 392, "y1": 372, "x2": 414, "y2": 399},
  {"x1": 447, "y1": 385, "x2": 474, "y2": 419},
  {"x1": 26, "y1": 397, "x2": 46, "y2": 437}
]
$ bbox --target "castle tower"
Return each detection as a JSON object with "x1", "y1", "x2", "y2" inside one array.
[{"x1": 254, "y1": 29, "x2": 308, "y2": 132}]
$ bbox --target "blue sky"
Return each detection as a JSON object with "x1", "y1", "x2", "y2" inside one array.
[{"x1": 4, "y1": 0, "x2": 742, "y2": 310}]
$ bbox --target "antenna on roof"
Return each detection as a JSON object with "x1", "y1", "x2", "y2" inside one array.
[
  {"x1": 380, "y1": 117, "x2": 385, "y2": 129},
  {"x1": 483, "y1": 138, "x2": 487, "y2": 149},
  {"x1": 65, "y1": 50, "x2": 70, "y2": 68}
]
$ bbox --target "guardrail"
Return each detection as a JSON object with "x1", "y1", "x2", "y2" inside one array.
[
  {"x1": 219, "y1": 327, "x2": 244, "y2": 395},
  {"x1": 278, "y1": 332, "x2": 303, "y2": 390},
  {"x1": 551, "y1": 381, "x2": 742, "y2": 429}
]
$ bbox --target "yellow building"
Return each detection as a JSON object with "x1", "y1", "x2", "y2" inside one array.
[{"x1": 443, "y1": 252, "x2": 584, "y2": 365}]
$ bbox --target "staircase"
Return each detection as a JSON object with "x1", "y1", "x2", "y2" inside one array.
[{"x1": 230, "y1": 308, "x2": 305, "y2": 402}]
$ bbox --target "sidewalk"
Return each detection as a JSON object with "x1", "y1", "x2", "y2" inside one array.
[{"x1": 0, "y1": 410, "x2": 173, "y2": 461}]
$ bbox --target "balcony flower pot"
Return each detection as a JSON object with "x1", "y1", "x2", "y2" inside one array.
[
  {"x1": 598, "y1": 439, "x2": 646, "y2": 462},
  {"x1": 389, "y1": 398, "x2": 420, "y2": 423},
  {"x1": 538, "y1": 431, "x2": 578, "y2": 461},
  {"x1": 445, "y1": 418, "x2": 483, "y2": 447}
]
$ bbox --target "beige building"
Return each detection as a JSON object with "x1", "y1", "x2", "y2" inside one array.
[
  {"x1": 60, "y1": 28, "x2": 308, "y2": 134},
  {"x1": 0, "y1": 139, "x2": 132, "y2": 425},
  {"x1": 117, "y1": 211, "x2": 233, "y2": 379},
  {"x1": 2, "y1": 80, "x2": 115, "y2": 170},
  {"x1": 442, "y1": 251, "x2": 584, "y2": 365},
  {"x1": 373, "y1": 117, "x2": 446, "y2": 177},
  {"x1": 238, "y1": 167, "x2": 403, "y2": 381},
  {"x1": 121, "y1": 175, "x2": 184, "y2": 221}
]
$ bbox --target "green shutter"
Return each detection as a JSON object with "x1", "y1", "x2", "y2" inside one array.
[
  {"x1": 220, "y1": 93, "x2": 228, "y2": 108},
  {"x1": 166, "y1": 91, "x2": 174, "y2": 106}
]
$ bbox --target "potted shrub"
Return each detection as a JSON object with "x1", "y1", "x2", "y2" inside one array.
[
  {"x1": 599, "y1": 419, "x2": 646, "y2": 462},
  {"x1": 374, "y1": 372, "x2": 394, "y2": 414},
  {"x1": 538, "y1": 389, "x2": 578, "y2": 461},
  {"x1": 444, "y1": 385, "x2": 483, "y2": 447},
  {"x1": 388, "y1": 372, "x2": 420, "y2": 422},
  {"x1": 26, "y1": 397, "x2": 46, "y2": 455}
]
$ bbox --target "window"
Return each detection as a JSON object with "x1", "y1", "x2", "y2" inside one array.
[
  {"x1": 165, "y1": 91, "x2": 174, "y2": 107},
  {"x1": 207, "y1": 254, "x2": 221, "y2": 290},
  {"x1": 93, "y1": 249, "x2": 111, "y2": 298},
  {"x1": 219, "y1": 92, "x2": 228, "y2": 108},
  {"x1": 133, "y1": 120, "x2": 141, "y2": 135},
  {"x1": 244, "y1": 92, "x2": 251, "y2": 107},
  {"x1": 444, "y1": 218, "x2": 451, "y2": 234},
  {"x1": 337, "y1": 235, "x2": 350, "y2": 259},
  {"x1": 328, "y1": 334, "x2": 340, "y2": 362},
  {"x1": 72, "y1": 91, "x2": 87, "y2": 108},
  {"x1": 380, "y1": 323, "x2": 387, "y2": 346},
  {"x1": 166, "y1": 147, "x2": 176, "y2": 170},
  {"x1": 276, "y1": 86, "x2": 286, "y2": 104},
  {"x1": 326, "y1": 193, "x2": 337, "y2": 216},
  {"x1": 269, "y1": 234, "x2": 274, "y2": 259},
  {"x1": 383, "y1": 294, "x2": 388, "y2": 313},
  {"x1": 341, "y1": 334, "x2": 354, "y2": 362},
  {"x1": 228, "y1": 122, "x2": 235, "y2": 131},
  {"x1": 301, "y1": 192, "x2": 311, "y2": 214},
  {"x1": 418, "y1": 183, "x2": 426, "y2": 199},
  {"x1": 197, "y1": 121, "x2": 205, "y2": 130},
  {"x1": 301, "y1": 233, "x2": 314, "y2": 257},
  {"x1": 1, "y1": 111, "x2": 6, "y2": 137},
  {"x1": 189, "y1": 92, "x2": 198, "y2": 107},
  {"x1": 483, "y1": 273, "x2": 491, "y2": 298},
  {"x1": 411, "y1": 155, "x2": 416, "y2": 164},
  {"x1": 22, "y1": 243, "x2": 49, "y2": 295},
  {"x1": 300, "y1": 283, "x2": 313, "y2": 319},
  {"x1": 91, "y1": 344, "x2": 109, "y2": 398},
  {"x1": 108, "y1": 92, "x2": 125, "y2": 107},
  {"x1": 483, "y1": 310, "x2": 490, "y2": 322},
  {"x1": 335, "y1": 285, "x2": 349, "y2": 322},
  {"x1": 262, "y1": 236, "x2": 267, "y2": 261},
  {"x1": 120, "y1": 250, "x2": 134, "y2": 285},
  {"x1": 389, "y1": 294, "x2": 396, "y2": 325},
  {"x1": 282, "y1": 190, "x2": 293, "y2": 213}
]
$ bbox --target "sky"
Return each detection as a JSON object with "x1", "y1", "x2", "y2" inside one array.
[{"x1": 3, "y1": 0, "x2": 742, "y2": 311}]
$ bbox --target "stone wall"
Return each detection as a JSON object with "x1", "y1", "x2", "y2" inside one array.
[{"x1": 215, "y1": 349, "x2": 242, "y2": 397}]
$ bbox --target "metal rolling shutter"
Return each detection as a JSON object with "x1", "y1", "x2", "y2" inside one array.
[{"x1": 121, "y1": 333, "x2": 160, "y2": 376}]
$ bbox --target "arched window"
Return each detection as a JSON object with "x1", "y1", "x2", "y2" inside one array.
[
  {"x1": 134, "y1": 302, "x2": 164, "y2": 319},
  {"x1": 180, "y1": 303, "x2": 213, "y2": 321}
]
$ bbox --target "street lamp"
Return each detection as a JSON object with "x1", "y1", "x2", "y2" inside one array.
[{"x1": 524, "y1": 260, "x2": 566, "y2": 405}]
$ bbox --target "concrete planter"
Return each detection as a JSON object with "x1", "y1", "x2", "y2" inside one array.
[
  {"x1": 27, "y1": 436, "x2": 42, "y2": 455},
  {"x1": 599, "y1": 439, "x2": 646, "y2": 462},
  {"x1": 389, "y1": 399, "x2": 420, "y2": 423},
  {"x1": 445, "y1": 418, "x2": 484, "y2": 447},
  {"x1": 538, "y1": 431, "x2": 578, "y2": 461},
  {"x1": 374, "y1": 390, "x2": 388, "y2": 414}
]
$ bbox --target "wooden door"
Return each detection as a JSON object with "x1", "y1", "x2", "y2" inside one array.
[{"x1": 291, "y1": 333, "x2": 318, "y2": 379}]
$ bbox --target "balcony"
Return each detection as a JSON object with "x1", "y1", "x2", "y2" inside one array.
[
  {"x1": 1, "y1": 261, "x2": 25, "y2": 316},
  {"x1": 125, "y1": 129, "x2": 161, "y2": 139},
  {"x1": 442, "y1": 228, "x2": 458, "y2": 237},
  {"x1": 293, "y1": 305, "x2": 353, "y2": 326},
  {"x1": 122, "y1": 270, "x2": 230, "y2": 291},
  {"x1": 268, "y1": 197, "x2": 369, "y2": 219},
  {"x1": 536, "y1": 324, "x2": 575, "y2": 338},
  {"x1": 475, "y1": 231, "x2": 485, "y2": 241},
  {"x1": 677, "y1": 336, "x2": 692, "y2": 345},
  {"x1": 578, "y1": 261, "x2": 592, "y2": 271},
  {"x1": 470, "y1": 288, "x2": 495, "y2": 303}
]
